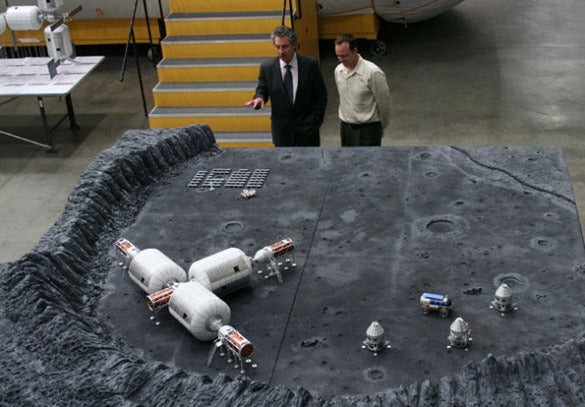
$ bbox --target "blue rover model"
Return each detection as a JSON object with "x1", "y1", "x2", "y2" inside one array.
[{"x1": 420, "y1": 292, "x2": 452, "y2": 317}]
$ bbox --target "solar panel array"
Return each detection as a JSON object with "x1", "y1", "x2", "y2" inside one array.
[{"x1": 188, "y1": 168, "x2": 270, "y2": 189}]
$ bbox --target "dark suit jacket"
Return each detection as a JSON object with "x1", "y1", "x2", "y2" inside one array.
[{"x1": 254, "y1": 53, "x2": 327, "y2": 146}]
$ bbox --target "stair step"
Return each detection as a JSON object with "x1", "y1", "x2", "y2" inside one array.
[
  {"x1": 154, "y1": 81, "x2": 258, "y2": 91},
  {"x1": 153, "y1": 0, "x2": 286, "y2": 140},
  {"x1": 156, "y1": 57, "x2": 265, "y2": 82},
  {"x1": 148, "y1": 106, "x2": 271, "y2": 132},
  {"x1": 168, "y1": 11, "x2": 281, "y2": 18},
  {"x1": 161, "y1": 34, "x2": 274, "y2": 58},
  {"x1": 169, "y1": 0, "x2": 282, "y2": 13},
  {"x1": 214, "y1": 131, "x2": 273, "y2": 148},
  {"x1": 162, "y1": 34, "x2": 272, "y2": 43},
  {"x1": 158, "y1": 57, "x2": 266, "y2": 67},
  {"x1": 153, "y1": 81, "x2": 258, "y2": 107},
  {"x1": 149, "y1": 106, "x2": 271, "y2": 116},
  {"x1": 166, "y1": 11, "x2": 283, "y2": 36}
]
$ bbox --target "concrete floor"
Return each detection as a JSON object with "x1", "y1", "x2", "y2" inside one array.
[{"x1": 1, "y1": 0, "x2": 585, "y2": 263}]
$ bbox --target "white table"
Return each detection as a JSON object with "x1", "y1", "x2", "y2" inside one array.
[{"x1": 0, "y1": 56, "x2": 105, "y2": 152}]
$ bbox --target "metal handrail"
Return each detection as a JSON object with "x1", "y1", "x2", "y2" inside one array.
[
  {"x1": 281, "y1": 0, "x2": 302, "y2": 30},
  {"x1": 119, "y1": 0, "x2": 165, "y2": 117}
]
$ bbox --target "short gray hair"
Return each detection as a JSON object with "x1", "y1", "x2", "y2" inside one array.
[{"x1": 271, "y1": 25, "x2": 297, "y2": 46}]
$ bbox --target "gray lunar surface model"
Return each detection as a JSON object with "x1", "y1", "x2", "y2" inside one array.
[{"x1": 1, "y1": 124, "x2": 585, "y2": 406}]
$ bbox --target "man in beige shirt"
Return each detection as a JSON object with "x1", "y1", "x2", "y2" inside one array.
[{"x1": 334, "y1": 34, "x2": 391, "y2": 146}]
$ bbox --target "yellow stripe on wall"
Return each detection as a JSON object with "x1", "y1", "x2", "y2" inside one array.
[
  {"x1": 0, "y1": 18, "x2": 161, "y2": 47},
  {"x1": 318, "y1": 14, "x2": 381, "y2": 40}
]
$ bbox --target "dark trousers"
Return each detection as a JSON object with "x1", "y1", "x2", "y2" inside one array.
[
  {"x1": 340, "y1": 121, "x2": 382, "y2": 146},
  {"x1": 273, "y1": 128, "x2": 320, "y2": 147}
]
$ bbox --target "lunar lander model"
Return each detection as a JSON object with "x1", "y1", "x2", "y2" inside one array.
[
  {"x1": 362, "y1": 321, "x2": 391, "y2": 354},
  {"x1": 447, "y1": 317, "x2": 472, "y2": 349},
  {"x1": 491, "y1": 283, "x2": 515, "y2": 313}
]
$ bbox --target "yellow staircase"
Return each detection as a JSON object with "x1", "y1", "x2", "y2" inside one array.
[
  {"x1": 149, "y1": 0, "x2": 321, "y2": 148},
  {"x1": 148, "y1": 0, "x2": 293, "y2": 148}
]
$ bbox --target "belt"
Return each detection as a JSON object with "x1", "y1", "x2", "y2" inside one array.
[{"x1": 341, "y1": 121, "x2": 381, "y2": 129}]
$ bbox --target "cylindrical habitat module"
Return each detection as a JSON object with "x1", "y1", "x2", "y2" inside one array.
[
  {"x1": 270, "y1": 238, "x2": 294, "y2": 257},
  {"x1": 38, "y1": 0, "x2": 64, "y2": 13},
  {"x1": 252, "y1": 238, "x2": 295, "y2": 263},
  {"x1": 147, "y1": 286, "x2": 175, "y2": 312},
  {"x1": 44, "y1": 24, "x2": 74, "y2": 60},
  {"x1": 168, "y1": 281, "x2": 231, "y2": 341},
  {"x1": 6, "y1": 6, "x2": 43, "y2": 31},
  {"x1": 218, "y1": 325, "x2": 254, "y2": 358},
  {"x1": 317, "y1": 0, "x2": 464, "y2": 24},
  {"x1": 127, "y1": 248, "x2": 187, "y2": 294},
  {"x1": 189, "y1": 248, "x2": 251, "y2": 295}
]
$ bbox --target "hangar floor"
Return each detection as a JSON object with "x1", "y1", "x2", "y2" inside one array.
[{"x1": 1, "y1": 0, "x2": 585, "y2": 264}]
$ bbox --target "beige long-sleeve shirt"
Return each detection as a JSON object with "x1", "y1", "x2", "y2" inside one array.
[{"x1": 334, "y1": 55, "x2": 391, "y2": 128}]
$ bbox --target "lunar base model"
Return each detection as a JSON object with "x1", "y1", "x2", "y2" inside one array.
[{"x1": 1, "y1": 125, "x2": 585, "y2": 406}]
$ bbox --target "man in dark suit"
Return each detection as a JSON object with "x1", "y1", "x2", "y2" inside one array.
[{"x1": 246, "y1": 25, "x2": 328, "y2": 147}]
